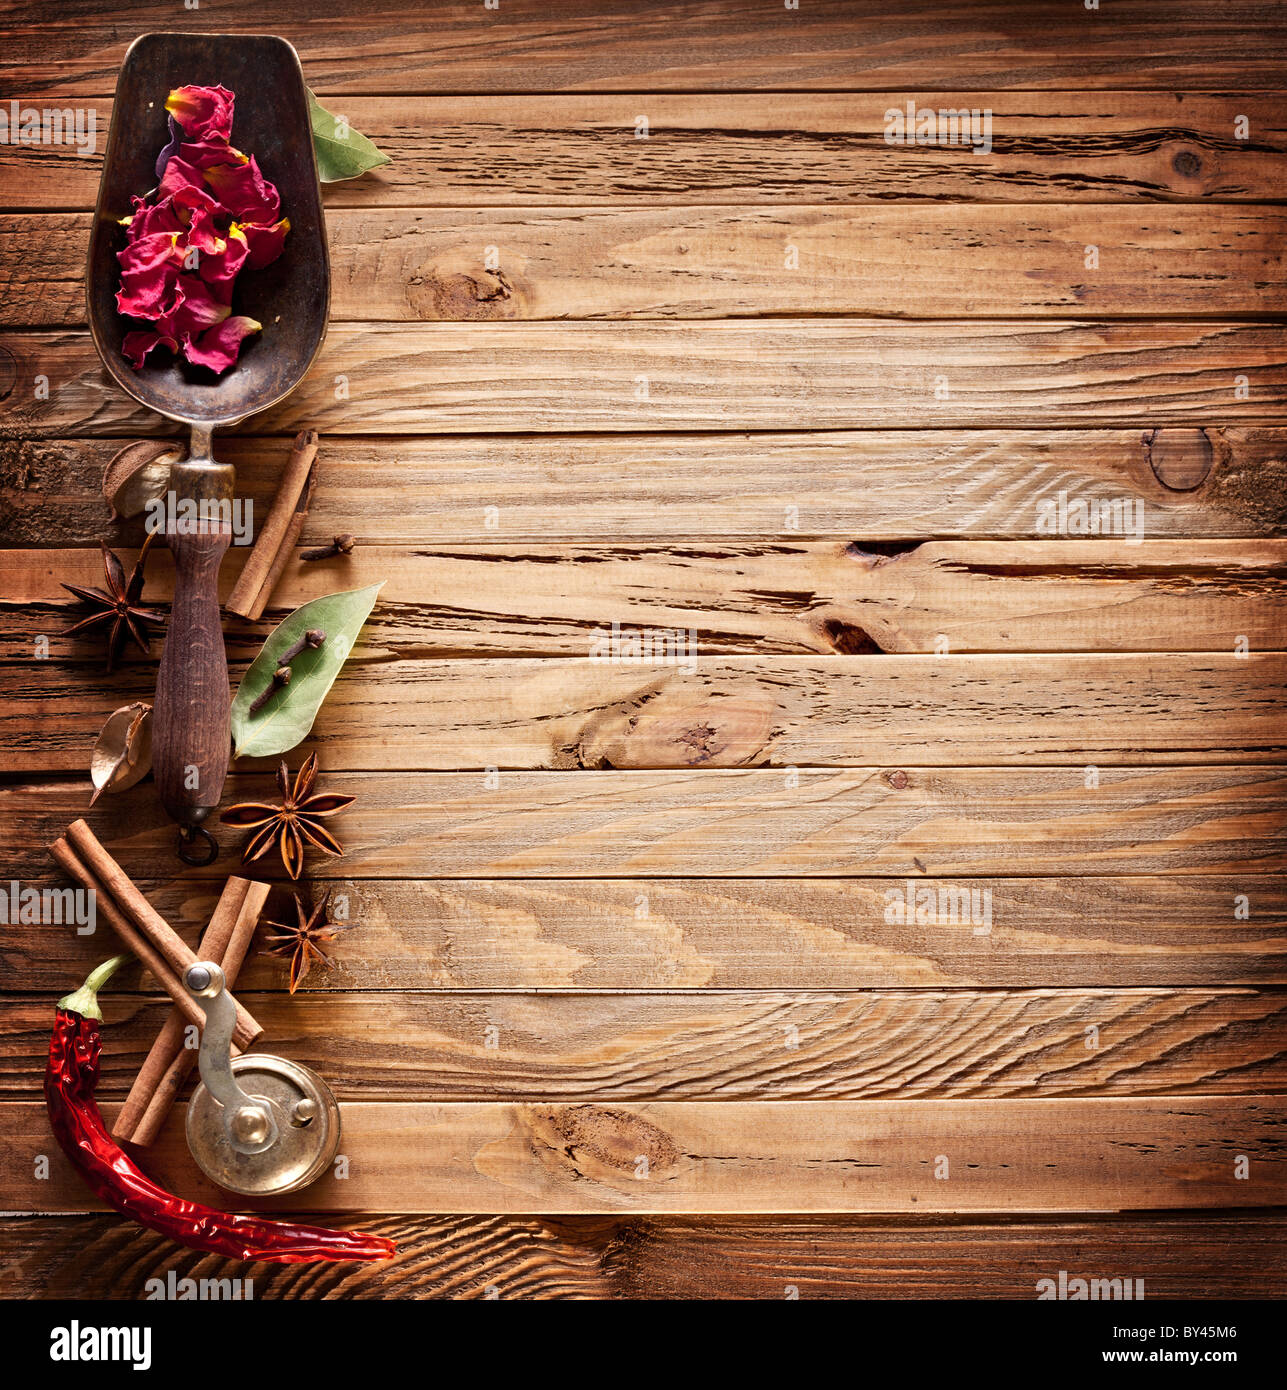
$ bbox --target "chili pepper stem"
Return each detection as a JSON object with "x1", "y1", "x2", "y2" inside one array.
[{"x1": 57, "y1": 954, "x2": 130, "y2": 1021}]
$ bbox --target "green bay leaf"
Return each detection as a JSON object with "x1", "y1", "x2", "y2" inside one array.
[
  {"x1": 231, "y1": 583, "x2": 383, "y2": 758},
  {"x1": 307, "y1": 88, "x2": 391, "y2": 182}
]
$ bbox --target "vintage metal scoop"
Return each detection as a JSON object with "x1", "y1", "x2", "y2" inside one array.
[{"x1": 87, "y1": 33, "x2": 328, "y2": 857}]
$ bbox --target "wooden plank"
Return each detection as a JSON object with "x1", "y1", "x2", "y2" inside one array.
[
  {"x1": 3, "y1": 322, "x2": 1287, "y2": 438},
  {"x1": 8, "y1": 205, "x2": 1287, "y2": 326},
  {"x1": 6, "y1": 766, "x2": 1284, "y2": 879},
  {"x1": 4, "y1": 430, "x2": 1285, "y2": 547},
  {"x1": 3, "y1": 989, "x2": 1281, "y2": 1103},
  {"x1": 3, "y1": 4, "x2": 1286, "y2": 96},
  {"x1": 2, "y1": 1211, "x2": 1282, "y2": 1299},
  {"x1": 3, "y1": 654, "x2": 1284, "y2": 772},
  {"x1": 9, "y1": 540, "x2": 1286, "y2": 660},
  {"x1": 8, "y1": 875, "x2": 1286, "y2": 992},
  {"x1": 2, "y1": 1096, "x2": 1281, "y2": 1212},
  {"x1": 2, "y1": 93, "x2": 1285, "y2": 212}
]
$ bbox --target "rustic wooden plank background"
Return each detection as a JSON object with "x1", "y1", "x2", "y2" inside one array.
[{"x1": 0, "y1": 0, "x2": 1284, "y2": 1299}]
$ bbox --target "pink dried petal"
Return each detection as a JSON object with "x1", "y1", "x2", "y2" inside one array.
[
  {"x1": 169, "y1": 276, "x2": 232, "y2": 338},
  {"x1": 169, "y1": 181, "x2": 220, "y2": 218},
  {"x1": 115, "y1": 232, "x2": 183, "y2": 319},
  {"x1": 157, "y1": 154, "x2": 209, "y2": 203},
  {"x1": 125, "y1": 191, "x2": 184, "y2": 240},
  {"x1": 184, "y1": 315, "x2": 261, "y2": 374},
  {"x1": 197, "y1": 224, "x2": 250, "y2": 300},
  {"x1": 203, "y1": 155, "x2": 280, "y2": 222},
  {"x1": 121, "y1": 329, "x2": 178, "y2": 369},
  {"x1": 179, "y1": 202, "x2": 228, "y2": 257},
  {"x1": 179, "y1": 137, "x2": 247, "y2": 170},
  {"x1": 165, "y1": 84, "x2": 235, "y2": 141},
  {"x1": 239, "y1": 216, "x2": 290, "y2": 269}
]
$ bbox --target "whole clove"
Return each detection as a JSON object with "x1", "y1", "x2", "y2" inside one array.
[
  {"x1": 280, "y1": 628, "x2": 326, "y2": 663},
  {"x1": 300, "y1": 533, "x2": 355, "y2": 561},
  {"x1": 247, "y1": 629, "x2": 325, "y2": 715},
  {"x1": 248, "y1": 666, "x2": 292, "y2": 715}
]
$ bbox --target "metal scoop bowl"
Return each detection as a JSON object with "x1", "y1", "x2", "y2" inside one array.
[{"x1": 87, "y1": 33, "x2": 329, "y2": 851}]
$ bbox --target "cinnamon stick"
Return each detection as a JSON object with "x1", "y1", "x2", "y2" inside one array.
[
  {"x1": 115, "y1": 876, "x2": 270, "y2": 1146},
  {"x1": 254, "y1": 461, "x2": 316, "y2": 618},
  {"x1": 61, "y1": 820, "x2": 263, "y2": 1049},
  {"x1": 50, "y1": 837, "x2": 208, "y2": 1035},
  {"x1": 110, "y1": 878, "x2": 249, "y2": 1143},
  {"x1": 225, "y1": 429, "x2": 319, "y2": 620}
]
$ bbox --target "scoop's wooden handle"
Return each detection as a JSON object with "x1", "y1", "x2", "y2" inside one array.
[{"x1": 153, "y1": 455, "x2": 233, "y2": 827}]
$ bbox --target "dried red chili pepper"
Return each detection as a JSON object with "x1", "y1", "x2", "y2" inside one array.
[{"x1": 46, "y1": 956, "x2": 395, "y2": 1265}]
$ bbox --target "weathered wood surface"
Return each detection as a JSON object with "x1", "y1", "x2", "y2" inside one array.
[
  {"x1": 4, "y1": 322, "x2": 1287, "y2": 437},
  {"x1": 5, "y1": 767, "x2": 1283, "y2": 880},
  {"x1": 3, "y1": 655, "x2": 1284, "y2": 772},
  {"x1": 9, "y1": 540, "x2": 1286, "y2": 659},
  {"x1": 5, "y1": 3, "x2": 1287, "y2": 94},
  {"x1": 3, "y1": 92, "x2": 1286, "y2": 211},
  {"x1": 3, "y1": 988, "x2": 1282, "y2": 1103},
  {"x1": 2, "y1": 0, "x2": 1283, "y2": 1300},
  {"x1": 5, "y1": 430, "x2": 1285, "y2": 547},
  {"x1": 2, "y1": 1211, "x2": 1282, "y2": 1300},
  {"x1": 2, "y1": 1097, "x2": 1282, "y2": 1213},
  {"x1": 8, "y1": 875, "x2": 1286, "y2": 992},
  {"x1": 292, "y1": 91, "x2": 1287, "y2": 206},
  {"x1": 8, "y1": 206, "x2": 1287, "y2": 325}
]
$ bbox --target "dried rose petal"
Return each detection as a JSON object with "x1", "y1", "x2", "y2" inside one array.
[
  {"x1": 115, "y1": 232, "x2": 183, "y2": 319},
  {"x1": 121, "y1": 329, "x2": 178, "y2": 369},
  {"x1": 157, "y1": 154, "x2": 209, "y2": 203},
  {"x1": 125, "y1": 192, "x2": 185, "y2": 241},
  {"x1": 203, "y1": 155, "x2": 280, "y2": 222},
  {"x1": 240, "y1": 217, "x2": 291, "y2": 269},
  {"x1": 165, "y1": 84, "x2": 235, "y2": 141},
  {"x1": 168, "y1": 276, "x2": 232, "y2": 339},
  {"x1": 179, "y1": 138, "x2": 248, "y2": 170},
  {"x1": 120, "y1": 83, "x2": 287, "y2": 375},
  {"x1": 179, "y1": 202, "x2": 228, "y2": 258},
  {"x1": 197, "y1": 224, "x2": 250, "y2": 299},
  {"x1": 184, "y1": 314, "x2": 261, "y2": 374}
]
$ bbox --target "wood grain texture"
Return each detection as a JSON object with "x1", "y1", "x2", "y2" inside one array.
[
  {"x1": 6, "y1": 766, "x2": 1284, "y2": 879},
  {"x1": 2, "y1": 1211, "x2": 1283, "y2": 1299},
  {"x1": 2, "y1": 988, "x2": 1282, "y2": 1103},
  {"x1": 3, "y1": 3, "x2": 1286, "y2": 95},
  {"x1": 5, "y1": 430, "x2": 1285, "y2": 547},
  {"x1": 4, "y1": 322, "x2": 1287, "y2": 436},
  {"x1": 2, "y1": 0, "x2": 1285, "y2": 1304},
  {"x1": 3, "y1": 654, "x2": 1285, "y2": 771},
  {"x1": 2, "y1": 1096, "x2": 1282, "y2": 1213},
  {"x1": 11, "y1": 539, "x2": 1286, "y2": 659},
  {"x1": 7, "y1": 205, "x2": 1287, "y2": 326},
  {"x1": 10, "y1": 876, "x2": 1284, "y2": 992}
]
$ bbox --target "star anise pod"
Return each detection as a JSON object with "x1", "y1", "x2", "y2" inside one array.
[
  {"x1": 261, "y1": 889, "x2": 350, "y2": 993},
  {"x1": 62, "y1": 533, "x2": 164, "y2": 673},
  {"x1": 219, "y1": 751, "x2": 355, "y2": 879}
]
